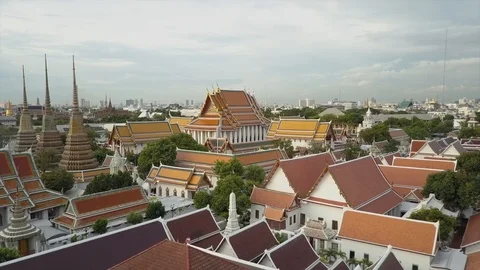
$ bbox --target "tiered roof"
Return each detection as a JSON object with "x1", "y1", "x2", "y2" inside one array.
[
  {"x1": 379, "y1": 165, "x2": 442, "y2": 200},
  {"x1": 392, "y1": 157, "x2": 456, "y2": 171},
  {"x1": 185, "y1": 89, "x2": 269, "y2": 131},
  {"x1": 250, "y1": 187, "x2": 298, "y2": 222},
  {"x1": 71, "y1": 167, "x2": 111, "y2": 183},
  {"x1": 204, "y1": 138, "x2": 277, "y2": 153},
  {"x1": 109, "y1": 121, "x2": 179, "y2": 146},
  {"x1": 218, "y1": 219, "x2": 278, "y2": 262},
  {"x1": 306, "y1": 156, "x2": 403, "y2": 214},
  {"x1": 167, "y1": 116, "x2": 193, "y2": 131},
  {"x1": 263, "y1": 152, "x2": 335, "y2": 198},
  {"x1": 145, "y1": 164, "x2": 212, "y2": 191},
  {"x1": 164, "y1": 207, "x2": 223, "y2": 250},
  {"x1": 175, "y1": 148, "x2": 288, "y2": 175},
  {"x1": 14, "y1": 66, "x2": 37, "y2": 153},
  {"x1": 266, "y1": 119, "x2": 333, "y2": 142},
  {"x1": 258, "y1": 233, "x2": 326, "y2": 270},
  {"x1": 52, "y1": 186, "x2": 148, "y2": 230},
  {"x1": 338, "y1": 210, "x2": 439, "y2": 256},
  {"x1": 0, "y1": 150, "x2": 67, "y2": 212}
]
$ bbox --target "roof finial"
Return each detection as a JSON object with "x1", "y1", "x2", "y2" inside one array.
[
  {"x1": 44, "y1": 54, "x2": 52, "y2": 114},
  {"x1": 22, "y1": 65, "x2": 29, "y2": 113},
  {"x1": 72, "y1": 55, "x2": 79, "y2": 112}
]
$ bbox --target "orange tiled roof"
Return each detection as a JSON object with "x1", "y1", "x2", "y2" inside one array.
[
  {"x1": 379, "y1": 165, "x2": 442, "y2": 188},
  {"x1": 466, "y1": 252, "x2": 480, "y2": 270},
  {"x1": 168, "y1": 117, "x2": 193, "y2": 128},
  {"x1": 31, "y1": 197, "x2": 68, "y2": 212},
  {"x1": 410, "y1": 140, "x2": 427, "y2": 155},
  {"x1": 12, "y1": 154, "x2": 37, "y2": 179},
  {"x1": 268, "y1": 119, "x2": 332, "y2": 142},
  {"x1": 461, "y1": 213, "x2": 480, "y2": 248},
  {"x1": 146, "y1": 165, "x2": 212, "y2": 190},
  {"x1": 0, "y1": 151, "x2": 15, "y2": 177},
  {"x1": 111, "y1": 121, "x2": 178, "y2": 145},
  {"x1": 250, "y1": 187, "x2": 297, "y2": 210},
  {"x1": 74, "y1": 186, "x2": 147, "y2": 215},
  {"x1": 128, "y1": 122, "x2": 171, "y2": 133},
  {"x1": 170, "y1": 123, "x2": 181, "y2": 134},
  {"x1": 357, "y1": 190, "x2": 403, "y2": 214},
  {"x1": 392, "y1": 157, "x2": 456, "y2": 171},
  {"x1": 338, "y1": 210, "x2": 438, "y2": 255},
  {"x1": 264, "y1": 206, "x2": 285, "y2": 222}
]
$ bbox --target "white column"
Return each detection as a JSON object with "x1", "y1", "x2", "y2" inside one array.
[
  {"x1": 229, "y1": 132, "x2": 233, "y2": 142},
  {"x1": 156, "y1": 183, "x2": 160, "y2": 196}
]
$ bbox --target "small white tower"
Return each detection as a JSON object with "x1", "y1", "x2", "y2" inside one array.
[
  {"x1": 225, "y1": 192, "x2": 240, "y2": 234},
  {"x1": 110, "y1": 149, "x2": 124, "y2": 174}
]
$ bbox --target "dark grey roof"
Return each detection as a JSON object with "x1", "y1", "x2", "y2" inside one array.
[{"x1": 1, "y1": 220, "x2": 168, "y2": 270}]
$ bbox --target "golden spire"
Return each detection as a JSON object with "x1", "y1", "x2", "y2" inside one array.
[
  {"x1": 44, "y1": 54, "x2": 52, "y2": 114},
  {"x1": 22, "y1": 65, "x2": 29, "y2": 113},
  {"x1": 72, "y1": 55, "x2": 79, "y2": 112}
]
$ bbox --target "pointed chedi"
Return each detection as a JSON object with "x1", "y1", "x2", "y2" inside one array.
[
  {"x1": 59, "y1": 56, "x2": 98, "y2": 170},
  {"x1": 36, "y1": 54, "x2": 64, "y2": 156},
  {"x1": 14, "y1": 66, "x2": 37, "y2": 153}
]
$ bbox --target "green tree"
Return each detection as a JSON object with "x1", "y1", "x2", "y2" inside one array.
[
  {"x1": 409, "y1": 208, "x2": 457, "y2": 241},
  {"x1": 0, "y1": 247, "x2": 21, "y2": 263},
  {"x1": 0, "y1": 126, "x2": 18, "y2": 148},
  {"x1": 214, "y1": 158, "x2": 245, "y2": 179},
  {"x1": 145, "y1": 201, "x2": 166, "y2": 219},
  {"x1": 210, "y1": 175, "x2": 251, "y2": 218},
  {"x1": 70, "y1": 234, "x2": 78, "y2": 243},
  {"x1": 274, "y1": 232, "x2": 288, "y2": 243},
  {"x1": 93, "y1": 147, "x2": 114, "y2": 164},
  {"x1": 244, "y1": 165, "x2": 266, "y2": 195},
  {"x1": 457, "y1": 152, "x2": 480, "y2": 176},
  {"x1": 422, "y1": 171, "x2": 479, "y2": 211},
  {"x1": 308, "y1": 141, "x2": 327, "y2": 154},
  {"x1": 344, "y1": 142, "x2": 368, "y2": 161},
  {"x1": 459, "y1": 127, "x2": 480, "y2": 139},
  {"x1": 137, "y1": 138, "x2": 177, "y2": 176},
  {"x1": 169, "y1": 133, "x2": 208, "y2": 151},
  {"x1": 152, "y1": 114, "x2": 166, "y2": 121},
  {"x1": 84, "y1": 171, "x2": 135, "y2": 195},
  {"x1": 359, "y1": 124, "x2": 390, "y2": 144},
  {"x1": 383, "y1": 140, "x2": 399, "y2": 153},
  {"x1": 60, "y1": 133, "x2": 67, "y2": 145},
  {"x1": 274, "y1": 139, "x2": 294, "y2": 158},
  {"x1": 126, "y1": 212, "x2": 143, "y2": 224},
  {"x1": 34, "y1": 149, "x2": 60, "y2": 173},
  {"x1": 41, "y1": 168, "x2": 74, "y2": 193},
  {"x1": 193, "y1": 190, "x2": 212, "y2": 209},
  {"x1": 92, "y1": 219, "x2": 108, "y2": 234}
]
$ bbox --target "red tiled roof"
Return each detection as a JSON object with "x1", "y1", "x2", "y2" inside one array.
[
  {"x1": 328, "y1": 156, "x2": 392, "y2": 208},
  {"x1": 410, "y1": 140, "x2": 427, "y2": 154},
  {"x1": 111, "y1": 240, "x2": 249, "y2": 270},
  {"x1": 304, "y1": 197, "x2": 348, "y2": 207},
  {"x1": 76, "y1": 203, "x2": 148, "y2": 227},
  {"x1": 228, "y1": 221, "x2": 278, "y2": 261},
  {"x1": 268, "y1": 234, "x2": 323, "y2": 270},
  {"x1": 392, "y1": 157, "x2": 456, "y2": 171},
  {"x1": 250, "y1": 187, "x2": 296, "y2": 210},
  {"x1": 166, "y1": 208, "x2": 220, "y2": 244},
  {"x1": 461, "y1": 213, "x2": 480, "y2": 248},
  {"x1": 266, "y1": 152, "x2": 334, "y2": 198},
  {"x1": 0, "y1": 151, "x2": 14, "y2": 176},
  {"x1": 192, "y1": 232, "x2": 223, "y2": 250},
  {"x1": 389, "y1": 129, "x2": 408, "y2": 139},
  {"x1": 379, "y1": 165, "x2": 442, "y2": 188},
  {"x1": 392, "y1": 186, "x2": 423, "y2": 200},
  {"x1": 74, "y1": 187, "x2": 145, "y2": 215},
  {"x1": 357, "y1": 190, "x2": 403, "y2": 214},
  {"x1": 12, "y1": 154, "x2": 36, "y2": 179},
  {"x1": 466, "y1": 252, "x2": 480, "y2": 270},
  {"x1": 338, "y1": 210, "x2": 438, "y2": 255},
  {"x1": 23, "y1": 180, "x2": 43, "y2": 192}
]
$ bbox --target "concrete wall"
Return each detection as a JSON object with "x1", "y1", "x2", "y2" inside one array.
[
  {"x1": 285, "y1": 208, "x2": 302, "y2": 231},
  {"x1": 264, "y1": 168, "x2": 295, "y2": 194},
  {"x1": 340, "y1": 238, "x2": 432, "y2": 270},
  {"x1": 300, "y1": 202, "x2": 344, "y2": 230},
  {"x1": 309, "y1": 172, "x2": 347, "y2": 203},
  {"x1": 216, "y1": 240, "x2": 237, "y2": 258}
]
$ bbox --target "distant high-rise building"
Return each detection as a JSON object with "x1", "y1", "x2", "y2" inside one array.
[
  {"x1": 191, "y1": 100, "x2": 194, "y2": 106},
  {"x1": 298, "y1": 98, "x2": 315, "y2": 108},
  {"x1": 36, "y1": 97, "x2": 40, "y2": 105},
  {"x1": 185, "y1": 99, "x2": 189, "y2": 107},
  {"x1": 100, "y1": 101, "x2": 105, "y2": 108},
  {"x1": 134, "y1": 99, "x2": 139, "y2": 107},
  {"x1": 126, "y1": 99, "x2": 134, "y2": 106},
  {"x1": 139, "y1": 98, "x2": 144, "y2": 107},
  {"x1": 81, "y1": 98, "x2": 86, "y2": 107}
]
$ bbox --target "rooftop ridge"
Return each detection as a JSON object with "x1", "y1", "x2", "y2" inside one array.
[
  {"x1": 176, "y1": 148, "x2": 235, "y2": 157},
  {"x1": 225, "y1": 218, "x2": 267, "y2": 239},
  {"x1": 251, "y1": 186, "x2": 296, "y2": 197},
  {"x1": 345, "y1": 208, "x2": 439, "y2": 227},
  {"x1": 71, "y1": 185, "x2": 142, "y2": 201},
  {"x1": 392, "y1": 156, "x2": 457, "y2": 164},
  {"x1": 328, "y1": 154, "x2": 373, "y2": 168},
  {"x1": 279, "y1": 151, "x2": 330, "y2": 162},
  {"x1": 164, "y1": 206, "x2": 212, "y2": 223},
  {"x1": 379, "y1": 164, "x2": 444, "y2": 172}
]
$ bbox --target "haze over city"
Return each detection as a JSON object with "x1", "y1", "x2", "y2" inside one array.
[{"x1": 0, "y1": 0, "x2": 479, "y2": 105}]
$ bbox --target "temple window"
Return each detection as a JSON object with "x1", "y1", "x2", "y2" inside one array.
[
  {"x1": 173, "y1": 189, "x2": 177, "y2": 196},
  {"x1": 181, "y1": 191, "x2": 185, "y2": 198},
  {"x1": 166, "y1": 187, "x2": 169, "y2": 197}
]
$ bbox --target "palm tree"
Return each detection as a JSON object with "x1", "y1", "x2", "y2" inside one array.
[
  {"x1": 347, "y1": 258, "x2": 360, "y2": 268},
  {"x1": 359, "y1": 258, "x2": 373, "y2": 269}
]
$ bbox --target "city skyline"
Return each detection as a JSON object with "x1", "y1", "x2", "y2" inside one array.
[{"x1": 0, "y1": 1, "x2": 479, "y2": 105}]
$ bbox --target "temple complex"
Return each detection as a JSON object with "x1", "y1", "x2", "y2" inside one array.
[
  {"x1": 59, "y1": 56, "x2": 98, "y2": 170},
  {"x1": 0, "y1": 195, "x2": 41, "y2": 256},
  {"x1": 36, "y1": 55, "x2": 64, "y2": 156},
  {"x1": 184, "y1": 88, "x2": 270, "y2": 144},
  {"x1": 14, "y1": 66, "x2": 37, "y2": 153}
]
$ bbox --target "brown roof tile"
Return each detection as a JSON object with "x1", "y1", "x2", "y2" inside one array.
[
  {"x1": 328, "y1": 156, "x2": 392, "y2": 208},
  {"x1": 379, "y1": 165, "x2": 442, "y2": 188},
  {"x1": 192, "y1": 232, "x2": 223, "y2": 250},
  {"x1": 250, "y1": 187, "x2": 296, "y2": 210},
  {"x1": 32, "y1": 197, "x2": 68, "y2": 212},
  {"x1": 266, "y1": 152, "x2": 334, "y2": 198},
  {"x1": 357, "y1": 190, "x2": 403, "y2": 214},
  {"x1": 228, "y1": 220, "x2": 278, "y2": 261},
  {"x1": 267, "y1": 233, "x2": 323, "y2": 270},
  {"x1": 338, "y1": 210, "x2": 438, "y2": 255},
  {"x1": 0, "y1": 151, "x2": 15, "y2": 177},
  {"x1": 74, "y1": 186, "x2": 146, "y2": 215},
  {"x1": 466, "y1": 251, "x2": 480, "y2": 270},
  {"x1": 392, "y1": 157, "x2": 456, "y2": 171},
  {"x1": 166, "y1": 208, "x2": 219, "y2": 244},
  {"x1": 111, "y1": 240, "x2": 248, "y2": 270},
  {"x1": 12, "y1": 154, "x2": 37, "y2": 178},
  {"x1": 264, "y1": 206, "x2": 285, "y2": 222},
  {"x1": 410, "y1": 140, "x2": 427, "y2": 154},
  {"x1": 461, "y1": 213, "x2": 480, "y2": 248},
  {"x1": 383, "y1": 152, "x2": 401, "y2": 165}
]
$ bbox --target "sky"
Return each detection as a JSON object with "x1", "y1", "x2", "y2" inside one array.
[{"x1": 0, "y1": 0, "x2": 479, "y2": 106}]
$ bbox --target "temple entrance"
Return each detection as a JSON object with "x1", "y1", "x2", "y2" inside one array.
[{"x1": 18, "y1": 239, "x2": 29, "y2": 256}]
